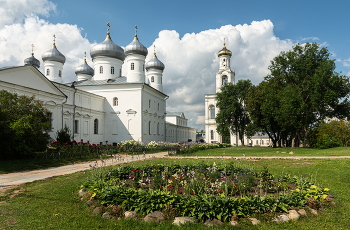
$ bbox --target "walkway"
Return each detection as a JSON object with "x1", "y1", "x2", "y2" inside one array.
[
  {"x1": 0, "y1": 152, "x2": 168, "y2": 189},
  {"x1": 1, "y1": 153, "x2": 350, "y2": 191}
]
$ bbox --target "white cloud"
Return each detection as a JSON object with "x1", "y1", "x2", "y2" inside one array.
[
  {"x1": 150, "y1": 20, "x2": 293, "y2": 130},
  {"x1": 0, "y1": 0, "x2": 56, "y2": 28},
  {"x1": 0, "y1": 1, "x2": 295, "y2": 131}
]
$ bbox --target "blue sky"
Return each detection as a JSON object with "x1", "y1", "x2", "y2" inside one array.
[{"x1": 0, "y1": 0, "x2": 349, "y2": 131}]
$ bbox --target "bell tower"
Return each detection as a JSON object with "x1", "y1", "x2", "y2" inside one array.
[{"x1": 215, "y1": 39, "x2": 235, "y2": 93}]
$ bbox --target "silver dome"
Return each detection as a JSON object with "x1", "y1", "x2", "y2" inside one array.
[
  {"x1": 42, "y1": 45, "x2": 66, "y2": 64},
  {"x1": 124, "y1": 35, "x2": 148, "y2": 56},
  {"x1": 145, "y1": 54, "x2": 165, "y2": 71},
  {"x1": 24, "y1": 53, "x2": 40, "y2": 68},
  {"x1": 75, "y1": 60, "x2": 94, "y2": 76},
  {"x1": 90, "y1": 34, "x2": 125, "y2": 61}
]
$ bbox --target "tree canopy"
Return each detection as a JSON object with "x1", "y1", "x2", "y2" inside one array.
[
  {"x1": 0, "y1": 90, "x2": 51, "y2": 159},
  {"x1": 215, "y1": 80, "x2": 253, "y2": 145},
  {"x1": 247, "y1": 43, "x2": 350, "y2": 147}
]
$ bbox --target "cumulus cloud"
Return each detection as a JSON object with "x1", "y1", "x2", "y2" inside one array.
[
  {"x1": 0, "y1": 1, "x2": 296, "y2": 131},
  {"x1": 150, "y1": 20, "x2": 293, "y2": 130}
]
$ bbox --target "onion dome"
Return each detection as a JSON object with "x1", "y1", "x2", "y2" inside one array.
[
  {"x1": 75, "y1": 53, "x2": 94, "y2": 76},
  {"x1": 125, "y1": 35, "x2": 148, "y2": 57},
  {"x1": 218, "y1": 43, "x2": 232, "y2": 57},
  {"x1": 90, "y1": 31, "x2": 125, "y2": 61},
  {"x1": 42, "y1": 35, "x2": 66, "y2": 64},
  {"x1": 145, "y1": 46, "x2": 165, "y2": 71},
  {"x1": 24, "y1": 52, "x2": 40, "y2": 69}
]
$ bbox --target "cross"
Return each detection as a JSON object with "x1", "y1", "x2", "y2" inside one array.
[
  {"x1": 134, "y1": 25, "x2": 138, "y2": 36},
  {"x1": 31, "y1": 44, "x2": 34, "y2": 54},
  {"x1": 153, "y1": 45, "x2": 156, "y2": 56},
  {"x1": 107, "y1": 22, "x2": 110, "y2": 34},
  {"x1": 53, "y1": 34, "x2": 56, "y2": 43},
  {"x1": 224, "y1": 37, "x2": 226, "y2": 47}
]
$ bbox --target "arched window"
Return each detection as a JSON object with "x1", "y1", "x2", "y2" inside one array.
[
  {"x1": 222, "y1": 75, "x2": 228, "y2": 85},
  {"x1": 113, "y1": 97, "x2": 118, "y2": 106},
  {"x1": 209, "y1": 105, "x2": 215, "y2": 119},
  {"x1": 151, "y1": 76, "x2": 154, "y2": 82},
  {"x1": 210, "y1": 130, "x2": 214, "y2": 140},
  {"x1": 143, "y1": 64, "x2": 145, "y2": 71},
  {"x1": 119, "y1": 69, "x2": 121, "y2": 77},
  {"x1": 58, "y1": 70, "x2": 62, "y2": 77},
  {"x1": 94, "y1": 119, "x2": 98, "y2": 134},
  {"x1": 157, "y1": 122, "x2": 160, "y2": 135},
  {"x1": 111, "y1": 67, "x2": 114, "y2": 74},
  {"x1": 46, "y1": 68, "x2": 50, "y2": 76},
  {"x1": 158, "y1": 103, "x2": 159, "y2": 111},
  {"x1": 99, "y1": 66, "x2": 103, "y2": 74},
  {"x1": 131, "y1": 63, "x2": 134, "y2": 70},
  {"x1": 149, "y1": 99, "x2": 151, "y2": 108}
]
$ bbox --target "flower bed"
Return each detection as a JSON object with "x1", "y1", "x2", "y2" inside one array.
[{"x1": 82, "y1": 162, "x2": 331, "y2": 222}]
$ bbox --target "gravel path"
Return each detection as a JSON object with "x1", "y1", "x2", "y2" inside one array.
[{"x1": 1, "y1": 153, "x2": 350, "y2": 192}]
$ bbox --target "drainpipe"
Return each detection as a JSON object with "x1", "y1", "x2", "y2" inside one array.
[
  {"x1": 71, "y1": 82, "x2": 77, "y2": 141},
  {"x1": 164, "y1": 96, "x2": 169, "y2": 142},
  {"x1": 61, "y1": 96, "x2": 67, "y2": 129}
]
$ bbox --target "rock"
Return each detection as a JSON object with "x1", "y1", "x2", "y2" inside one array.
[
  {"x1": 144, "y1": 211, "x2": 165, "y2": 222},
  {"x1": 298, "y1": 209, "x2": 307, "y2": 216},
  {"x1": 248, "y1": 218, "x2": 260, "y2": 225},
  {"x1": 272, "y1": 214, "x2": 289, "y2": 223},
  {"x1": 229, "y1": 220, "x2": 239, "y2": 226},
  {"x1": 78, "y1": 189, "x2": 86, "y2": 197},
  {"x1": 102, "y1": 211, "x2": 113, "y2": 219},
  {"x1": 173, "y1": 216, "x2": 195, "y2": 226},
  {"x1": 287, "y1": 210, "x2": 300, "y2": 220},
  {"x1": 124, "y1": 211, "x2": 137, "y2": 219},
  {"x1": 289, "y1": 152, "x2": 294, "y2": 154},
  {"x1": 86, "y1": 198, "x2": 98, "y2": 207},
  {"x1": 204, "y1": 218, "x2": 223, "y2": 227},
  {"x1": 309, "y1": 208, "x2": 319, "y2": 215},
  {"x1": 92, "y1": 206, "x2": 104, "y2": 215}
]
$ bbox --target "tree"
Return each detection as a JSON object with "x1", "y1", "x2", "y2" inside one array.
[
  {"x1": 0, "y1": 90, "x2": 51, "y2": 159},
  {"x1": 215, "y1": 80, "x2": 253, "y2": 146},
  {"x1": 247, "y1": 43, "x2": 350, "y2": 147}
]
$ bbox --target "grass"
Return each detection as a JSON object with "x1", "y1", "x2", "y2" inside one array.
[
  {"x1": 0, "y1": 148, "x2": 350, "y2": 229},
  {"x1": 179, "y1": 146, "x2": 350, "y2": 157}
]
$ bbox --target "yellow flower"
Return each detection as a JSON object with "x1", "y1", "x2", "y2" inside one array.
[
  {"x1": 310, "y1": 185, "x2": 317, "y2": 189},
  {"x1": 324, "y1": 188, "x2": 330, "y2": 192}
]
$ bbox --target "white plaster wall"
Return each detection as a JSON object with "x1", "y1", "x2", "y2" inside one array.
[
  {"x1": 92, "y1": 57, "x2": 123, "y2": 80},
  {"x1": 125, "y1": 54, "x2": 146, "y2": 83}
]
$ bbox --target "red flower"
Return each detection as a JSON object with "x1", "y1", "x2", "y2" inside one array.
[
  {"x1": 178, "y1": 190, "x2": 183, "y2": 194},
  {"x1": 131, "y1": 169, "x2": 137, "y2": 172},
  {"x1": 218, "y1": 190, "x2": 224, "y2": 193}
]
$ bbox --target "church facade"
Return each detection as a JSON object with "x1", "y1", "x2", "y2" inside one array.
[
  {"x1": 204, "y1": 43, "x2": 271, "y2": 146},
  {"x1": 0, "y1": 26, "x2": 196, "y2": 144}
]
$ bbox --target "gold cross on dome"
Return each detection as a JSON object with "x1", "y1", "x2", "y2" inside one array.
[
  {"x1": 31, "y1": 44, "x2": 34, "y2": 53},
  {"x1": 135, "y1": 25, "x2": 138, "y2": 36}
]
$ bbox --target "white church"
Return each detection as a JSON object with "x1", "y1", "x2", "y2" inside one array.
[
  {"x1": 0, "y1": 25, "x2": 196, "y2": 145},
  {"x1": 204, "y1": 42, "x2": 271, "y2": 146}
]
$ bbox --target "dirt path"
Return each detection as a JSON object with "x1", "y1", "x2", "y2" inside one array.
[{"x1": 1, "y1": 153, "x2": 350, "y2": 193}]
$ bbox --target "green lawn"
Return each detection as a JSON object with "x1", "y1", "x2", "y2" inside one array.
[
  {"x1": 1, "y1": 151, "x2": 350, "y2": 229},
  {"x1": 179, "y1": 146, "x2": 350, "y2": 157}
]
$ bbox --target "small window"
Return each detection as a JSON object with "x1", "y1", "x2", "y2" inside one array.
[
  {"x1": 158, "y1": 103, "x2": 159, "y2": 111},
  {"x1": 100, "y1": 66, "x2": 103, "y2": 74},
  {"x1": 111, "y1": 67, "x2": 114, "y2": 74},
  {"x1": 113, "y1": 97, "x2": 118, "y2": 106},
  {"x1": 151, "y1": 76, "x2": 154, "y2": 82},
  {"x1": 74, "y1": 120, "x2": 79, "y2": 134},
  {"x1": 94, "y1": 119, "x2": 98, "y2": 134},
  {"x1": 131, "y1": 63, "x2": 134, "y2": 70},
  {"x1": 149, "y1": 99, "x2": 151, "y2": 108},
  {"x1": 210, "y1": 130, "x2": 214, "y2": 140},
  {"x1": 47, "y1": 112, "x2": 52, "y2": 130},
  {"x1": 46, "y1": 68, "x2": 50, "y2": 76},
  {"x1": 119, "y1": 69, "x2": 121, "y2": 77},
  {"x1": 59, "y1": 70, "x2": 62, "y2": 77},
  {"x1": 143, "y1": 64, "x2": 145, "y2": 71},
  {"x1": 157, "y1": 122, "x2": 160, "y2": 135},
  {"x1": 149, "y1": 121, "x2": 151, "y2": 135}
]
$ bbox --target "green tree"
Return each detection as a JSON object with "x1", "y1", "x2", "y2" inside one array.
[
  {"x1": 247, "y1": 43, "x2": 350, "y2": 147},
  {"x1": 0, "y1": 90, "x2": 51, "y2": 159},
  {"x1": 215, "y1": 80, "x2": 253, "y2": 146}
]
